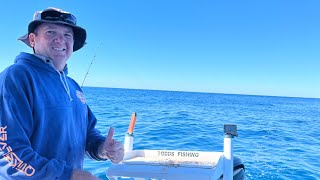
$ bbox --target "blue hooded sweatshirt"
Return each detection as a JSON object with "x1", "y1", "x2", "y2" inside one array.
[{"x1": 0, "y1": 52, "x2": 106, "y2": 179}]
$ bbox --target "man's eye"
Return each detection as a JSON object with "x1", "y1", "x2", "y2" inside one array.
[
  {"x1": 65, "y1": 34, "x2": 73, "y2": 38},
  {"x1": 46, "y1": 31, "x2": 55, "y2": 35}
]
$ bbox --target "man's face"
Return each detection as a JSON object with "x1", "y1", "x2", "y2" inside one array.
[{"x1": 29, "y1": 23, "x2": 74, "y2": 71}]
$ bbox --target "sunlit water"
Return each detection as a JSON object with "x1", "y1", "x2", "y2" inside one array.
[{"x1": 82, "y1": 87, "x2": 320, "y2": 179}]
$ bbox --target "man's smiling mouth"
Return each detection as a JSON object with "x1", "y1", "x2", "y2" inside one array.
[{"x1": 52, "y1": 47, "x2": 66, "y2": 51}]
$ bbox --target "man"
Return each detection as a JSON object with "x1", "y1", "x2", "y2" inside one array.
[{"x1": 0, "y1": 7, "x2": 124, "y2": 179}]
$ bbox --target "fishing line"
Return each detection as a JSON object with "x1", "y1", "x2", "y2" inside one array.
[{"x1": 81, "y1": 42, "x2": 103, "y2": 88}]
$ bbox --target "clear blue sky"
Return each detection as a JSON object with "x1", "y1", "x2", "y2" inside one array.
[{"x1": 1, "y1": 0, "x2": 319, "y2": 98}]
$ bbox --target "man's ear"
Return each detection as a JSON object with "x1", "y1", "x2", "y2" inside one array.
[{"x1": 29, "y1": 33, "x2": 36, "y2": 47}]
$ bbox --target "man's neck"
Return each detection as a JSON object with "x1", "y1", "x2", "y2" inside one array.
[{"x1": 33, "y1": 54, "x2": 66, "y2": 72}]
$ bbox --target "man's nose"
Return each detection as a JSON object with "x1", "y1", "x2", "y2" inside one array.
[{"x1": 53, "y1": 33, "x2": 65, "y2": 43}]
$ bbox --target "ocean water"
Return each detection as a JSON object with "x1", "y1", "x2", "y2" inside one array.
[{"x1": 82, "y1": 87, "x2": 320, "y2": 180}]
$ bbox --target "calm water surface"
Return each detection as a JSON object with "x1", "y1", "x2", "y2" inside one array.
[{"x1": 82, "y1": 87, "x2": 320, "y2": 180}]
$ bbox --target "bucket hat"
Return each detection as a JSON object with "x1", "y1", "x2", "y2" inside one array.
[{"x1": 18, "y1": 7, "x2": 86, "y2": 52}]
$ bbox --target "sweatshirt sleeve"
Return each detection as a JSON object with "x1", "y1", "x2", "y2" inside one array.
[
  {"x1": 85, "y1": 106, "x2": 107, "y2": 161},
  {"x1": 0, "y1": 66, "x2": 73, "y2": 179}
]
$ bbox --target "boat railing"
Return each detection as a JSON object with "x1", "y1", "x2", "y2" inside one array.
[{"x1": 106, "y1": 112, "x2": 243, "y2": 180}]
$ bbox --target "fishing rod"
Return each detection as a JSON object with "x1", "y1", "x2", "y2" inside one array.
[{"x1": 81, "y1": 42, "x2": 103, "y2": 88}]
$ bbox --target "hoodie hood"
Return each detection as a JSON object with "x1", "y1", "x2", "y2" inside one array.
[
  {"x1": 14, "y1": 52, "x2": 72, "y2": 101},
  {"x1": 14, "y1": 52, "x2": 69, "y2": 75}
]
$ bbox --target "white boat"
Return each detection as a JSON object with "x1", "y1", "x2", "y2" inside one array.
[{"x1": 106, "y1": 113, "x2": 245, "y2": 180}]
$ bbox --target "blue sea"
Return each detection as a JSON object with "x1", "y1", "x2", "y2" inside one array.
[{"x1": 82, "y1": 87, "x2": 320, "y2": 180}]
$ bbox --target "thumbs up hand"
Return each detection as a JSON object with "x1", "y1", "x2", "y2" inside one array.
[{"x1": 98, "y1": 127, "x2": 124, "y2": 163}]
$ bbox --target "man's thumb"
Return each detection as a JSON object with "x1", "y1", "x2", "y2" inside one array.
[{"x1": 106, "y1": 127, "x2": 114, "y2": 145}]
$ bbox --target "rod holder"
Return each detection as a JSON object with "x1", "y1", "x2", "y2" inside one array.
[
  {"x1": 223, "y1": 124, "x2": 237, "y2": 180},
  {"x1": 124, "y1": 112, "x2": 137, "y2": 152}
]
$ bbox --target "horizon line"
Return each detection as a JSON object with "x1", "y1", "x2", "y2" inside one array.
[{"x1": 82, "y1": 85, "x2": 319, "y2": 100}]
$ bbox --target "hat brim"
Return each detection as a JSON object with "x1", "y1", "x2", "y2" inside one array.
[{"x1": 18, "y1": 20, "x2": 86, "y2": 52}]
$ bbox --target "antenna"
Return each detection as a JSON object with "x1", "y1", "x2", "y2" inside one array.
[{"x1": 81, "y1": 42, "x2": 103, "y2": 88}]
